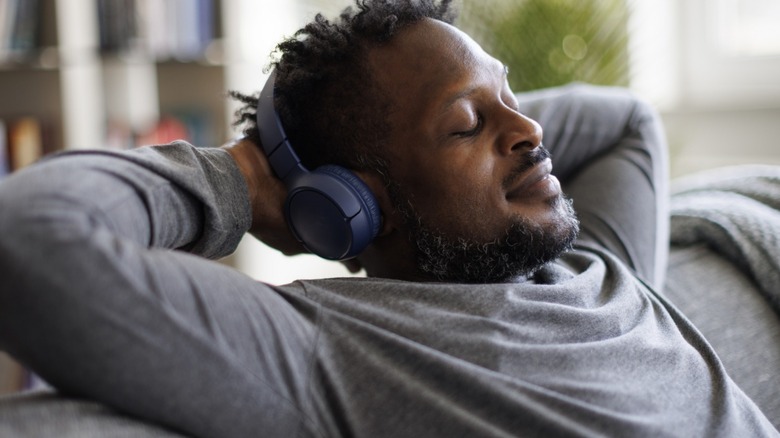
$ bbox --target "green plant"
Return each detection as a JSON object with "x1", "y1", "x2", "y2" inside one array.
[{"x1": 458, "y1": 0, "x2": 631, "y2": 92}]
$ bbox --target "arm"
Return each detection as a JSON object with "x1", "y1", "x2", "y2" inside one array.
[
  {"x1": 0, "y1": 141, "x2": 252, "y2": 256},
  {"x1": 0, "y1": 140, "x2": 315, "y2": 437},
  {"x1": 518, "y1": 85, "x2": 669, "y2": 288}
]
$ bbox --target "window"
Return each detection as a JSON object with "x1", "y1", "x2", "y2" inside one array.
[
  {"x1": 717, "y1": 0, "x2": 780, "y2": 57},
  {"x1": 682, "y1": 0, "x2": 780, "y2": 109}
]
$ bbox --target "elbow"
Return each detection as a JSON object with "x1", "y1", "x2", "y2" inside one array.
[{"x1": 0, "y1": 169, "x2": 95, "y2": 305}]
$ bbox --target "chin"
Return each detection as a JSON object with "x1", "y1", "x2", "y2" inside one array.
[{"x1": 412, "y1": 195, "x2": 580, "y2": 283}]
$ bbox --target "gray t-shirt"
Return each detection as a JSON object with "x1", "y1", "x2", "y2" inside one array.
[{"x1": 271, "y1": 247, "x2": 774, "y2": 437}]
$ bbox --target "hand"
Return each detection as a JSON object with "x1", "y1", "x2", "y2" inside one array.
[
  {"x1": 222, "y1": 137, "x2": 307, "y2": 256},
  {"x1": 223, "y1": 137, "x2": 367, "y2": 274}
]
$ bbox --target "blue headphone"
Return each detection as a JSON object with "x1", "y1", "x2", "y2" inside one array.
[{"x1": 255, "y1": 69, "x2": 381, "y2": 260}]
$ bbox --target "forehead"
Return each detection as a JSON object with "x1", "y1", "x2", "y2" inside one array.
[
  {"x1": 368, "y1": 18, "x2": 484, "y2": 77},
  {"x1": 366, "y1": 18, "x2": 501, "y2": 120}
]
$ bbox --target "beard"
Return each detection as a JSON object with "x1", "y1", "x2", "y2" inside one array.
[
  {"x1": 388, "y1": 147, "x2": 580, "y2": 283},
  {"x1": 403, "y1": 195, "x2": 579, "y2": 283}
]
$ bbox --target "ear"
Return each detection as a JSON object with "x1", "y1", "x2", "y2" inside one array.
[{"x1": 354, "y1": 169, "x2": 401, "y2": 238}]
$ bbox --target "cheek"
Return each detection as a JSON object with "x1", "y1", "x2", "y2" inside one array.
[{"x1": 404, "y1": 160, "x2": 505, "y2": 236}]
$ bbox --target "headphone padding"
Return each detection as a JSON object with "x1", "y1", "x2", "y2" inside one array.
[{"x1": 317, "y1": 165, "x2": 382, "y2": 238}]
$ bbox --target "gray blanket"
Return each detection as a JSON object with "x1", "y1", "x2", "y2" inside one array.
[{"x1": 670, "y1": 165, "x2": 780, "y2": 314}]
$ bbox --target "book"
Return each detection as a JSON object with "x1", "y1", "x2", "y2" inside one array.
[
  {"x1": 8, "y1": 117, "x2": 44, "y2": 170},
  {"x1": 0, "y1": 119, "x2": 9, "y2": 177},
  {"x1": 171, "y1": 108, "x2": 213, "y2": 147},
  {"x1": 9, "y1": 0, "x2": 39, "y2": 56},
  {"x1": 136, "y1": 116, "x2": 189, "y2": 147},
  {"x1": 0, "y1": 0, "x2": 41, "y2": 61},
  {"x1": 134, "y1": 108, "x2": 214, "y2": 148},
  {"x1": 0, "y1": 0, "x2": 19, "y2": 60},
  {"x1": 97, "y1": 0, "x2": 138, "y2": 54},
  {"x1": 105, "y1": 0, "x2": 216, "y2": 60},
  {"x1": 176, "y1": 0, "x2": 214, "y2": 61}
]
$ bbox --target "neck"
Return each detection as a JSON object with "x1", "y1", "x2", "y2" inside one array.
[{"x1": 359, "y1": 232, "x2": 431, "y2": 282}]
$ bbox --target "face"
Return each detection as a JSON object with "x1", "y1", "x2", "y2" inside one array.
[{"x1": 367, "y1": 19, "x2": 578, "y2": 283}]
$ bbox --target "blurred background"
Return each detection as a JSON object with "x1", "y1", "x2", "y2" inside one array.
[{"x1": 1, "y1": 0, "x2": 780, "y2": 392}]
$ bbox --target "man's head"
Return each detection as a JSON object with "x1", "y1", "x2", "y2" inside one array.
[
  {"x1": 232, "y1": 0, "x2": 457, "y2": 172},
  {"x1": 232, "y1": 0, "x2": 579, "y2": 283}
]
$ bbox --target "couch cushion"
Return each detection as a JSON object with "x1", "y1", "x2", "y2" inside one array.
[
  {"x1": 0, "y1": 390, "x2": 187, "y2": 438},
  {"x1": 664, "y1": 243, "x2": 780, "y2": 429}
]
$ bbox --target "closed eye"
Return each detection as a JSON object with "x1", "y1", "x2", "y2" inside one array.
[{"x1": 453, "y1": 114, "x2": 484, "y2": 138}]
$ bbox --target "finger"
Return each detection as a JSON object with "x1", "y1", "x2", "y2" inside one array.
[{"x1": 340, "y1": 258, "x2": 363, "y2": 274}]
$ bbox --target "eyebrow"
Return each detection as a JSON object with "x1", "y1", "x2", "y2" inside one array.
[{"x1": 440, "y1": 62, "x2": 510, "y2": 113}]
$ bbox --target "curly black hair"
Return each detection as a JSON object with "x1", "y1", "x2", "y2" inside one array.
[{"x1": 229, "y1": 0, "x2": 457, "y2": 174}]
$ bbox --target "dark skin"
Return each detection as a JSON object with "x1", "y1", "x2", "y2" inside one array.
[{"x1": 224, "y1": 18, "x2": 565, "y2": 282}]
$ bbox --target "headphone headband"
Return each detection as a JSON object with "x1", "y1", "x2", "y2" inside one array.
[
  {"x1": 254, "y1": 69, "x2": 381, "y2": 260},
  {"x1": 256, "y1": 69, "x2": 306, "y2": 186}
]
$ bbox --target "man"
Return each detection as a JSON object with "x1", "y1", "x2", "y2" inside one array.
[{"x1": 0, "y1": 0, "x2": 776, "y2": 437}]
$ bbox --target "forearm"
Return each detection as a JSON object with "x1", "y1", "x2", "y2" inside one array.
[
  {"x1": 0, "y1": 141, "x2": 252, "y2": 361},
  {"x1": 0, "y1": 142, "x2": 313, "y2": 436},
  {"x1": 0, "y1": 141, "x2": 252, "y2": 259}
]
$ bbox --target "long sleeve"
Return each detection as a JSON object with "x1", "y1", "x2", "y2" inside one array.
[
  {"x1": 0, "y1": 141, "x2": 251, "y2": 258},
  {"x1": 0, "y1": 143, "x2": 319, "y2": 437},
  {"x1": 518, "y1": 85, "x2": 670, "y2": 288}
]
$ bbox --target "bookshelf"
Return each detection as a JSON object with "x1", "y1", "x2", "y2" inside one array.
[{"x1": 1, "y1": 0, "x2": 233, "y2": 164}]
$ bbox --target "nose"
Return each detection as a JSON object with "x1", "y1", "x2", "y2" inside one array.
[{"x1": 498, "y1": 109, "x2": 543, "y2": 156}]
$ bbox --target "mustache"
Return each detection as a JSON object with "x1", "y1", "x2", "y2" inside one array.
[{"x1": 501, "y1": 145, "x2": 552, "y2": 190}]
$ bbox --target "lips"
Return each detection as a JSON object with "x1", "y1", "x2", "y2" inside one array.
[{"x1": 505, "y1": 158, "x2": 559, "y2": 200}]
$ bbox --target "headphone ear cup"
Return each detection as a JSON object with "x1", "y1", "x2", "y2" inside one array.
[
  {"x1": 317, "y1": 165, "x2": 382, "y2": 236},
  {"x1": 284, "y1": 165, "x2": 381, "y2": 260}
]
